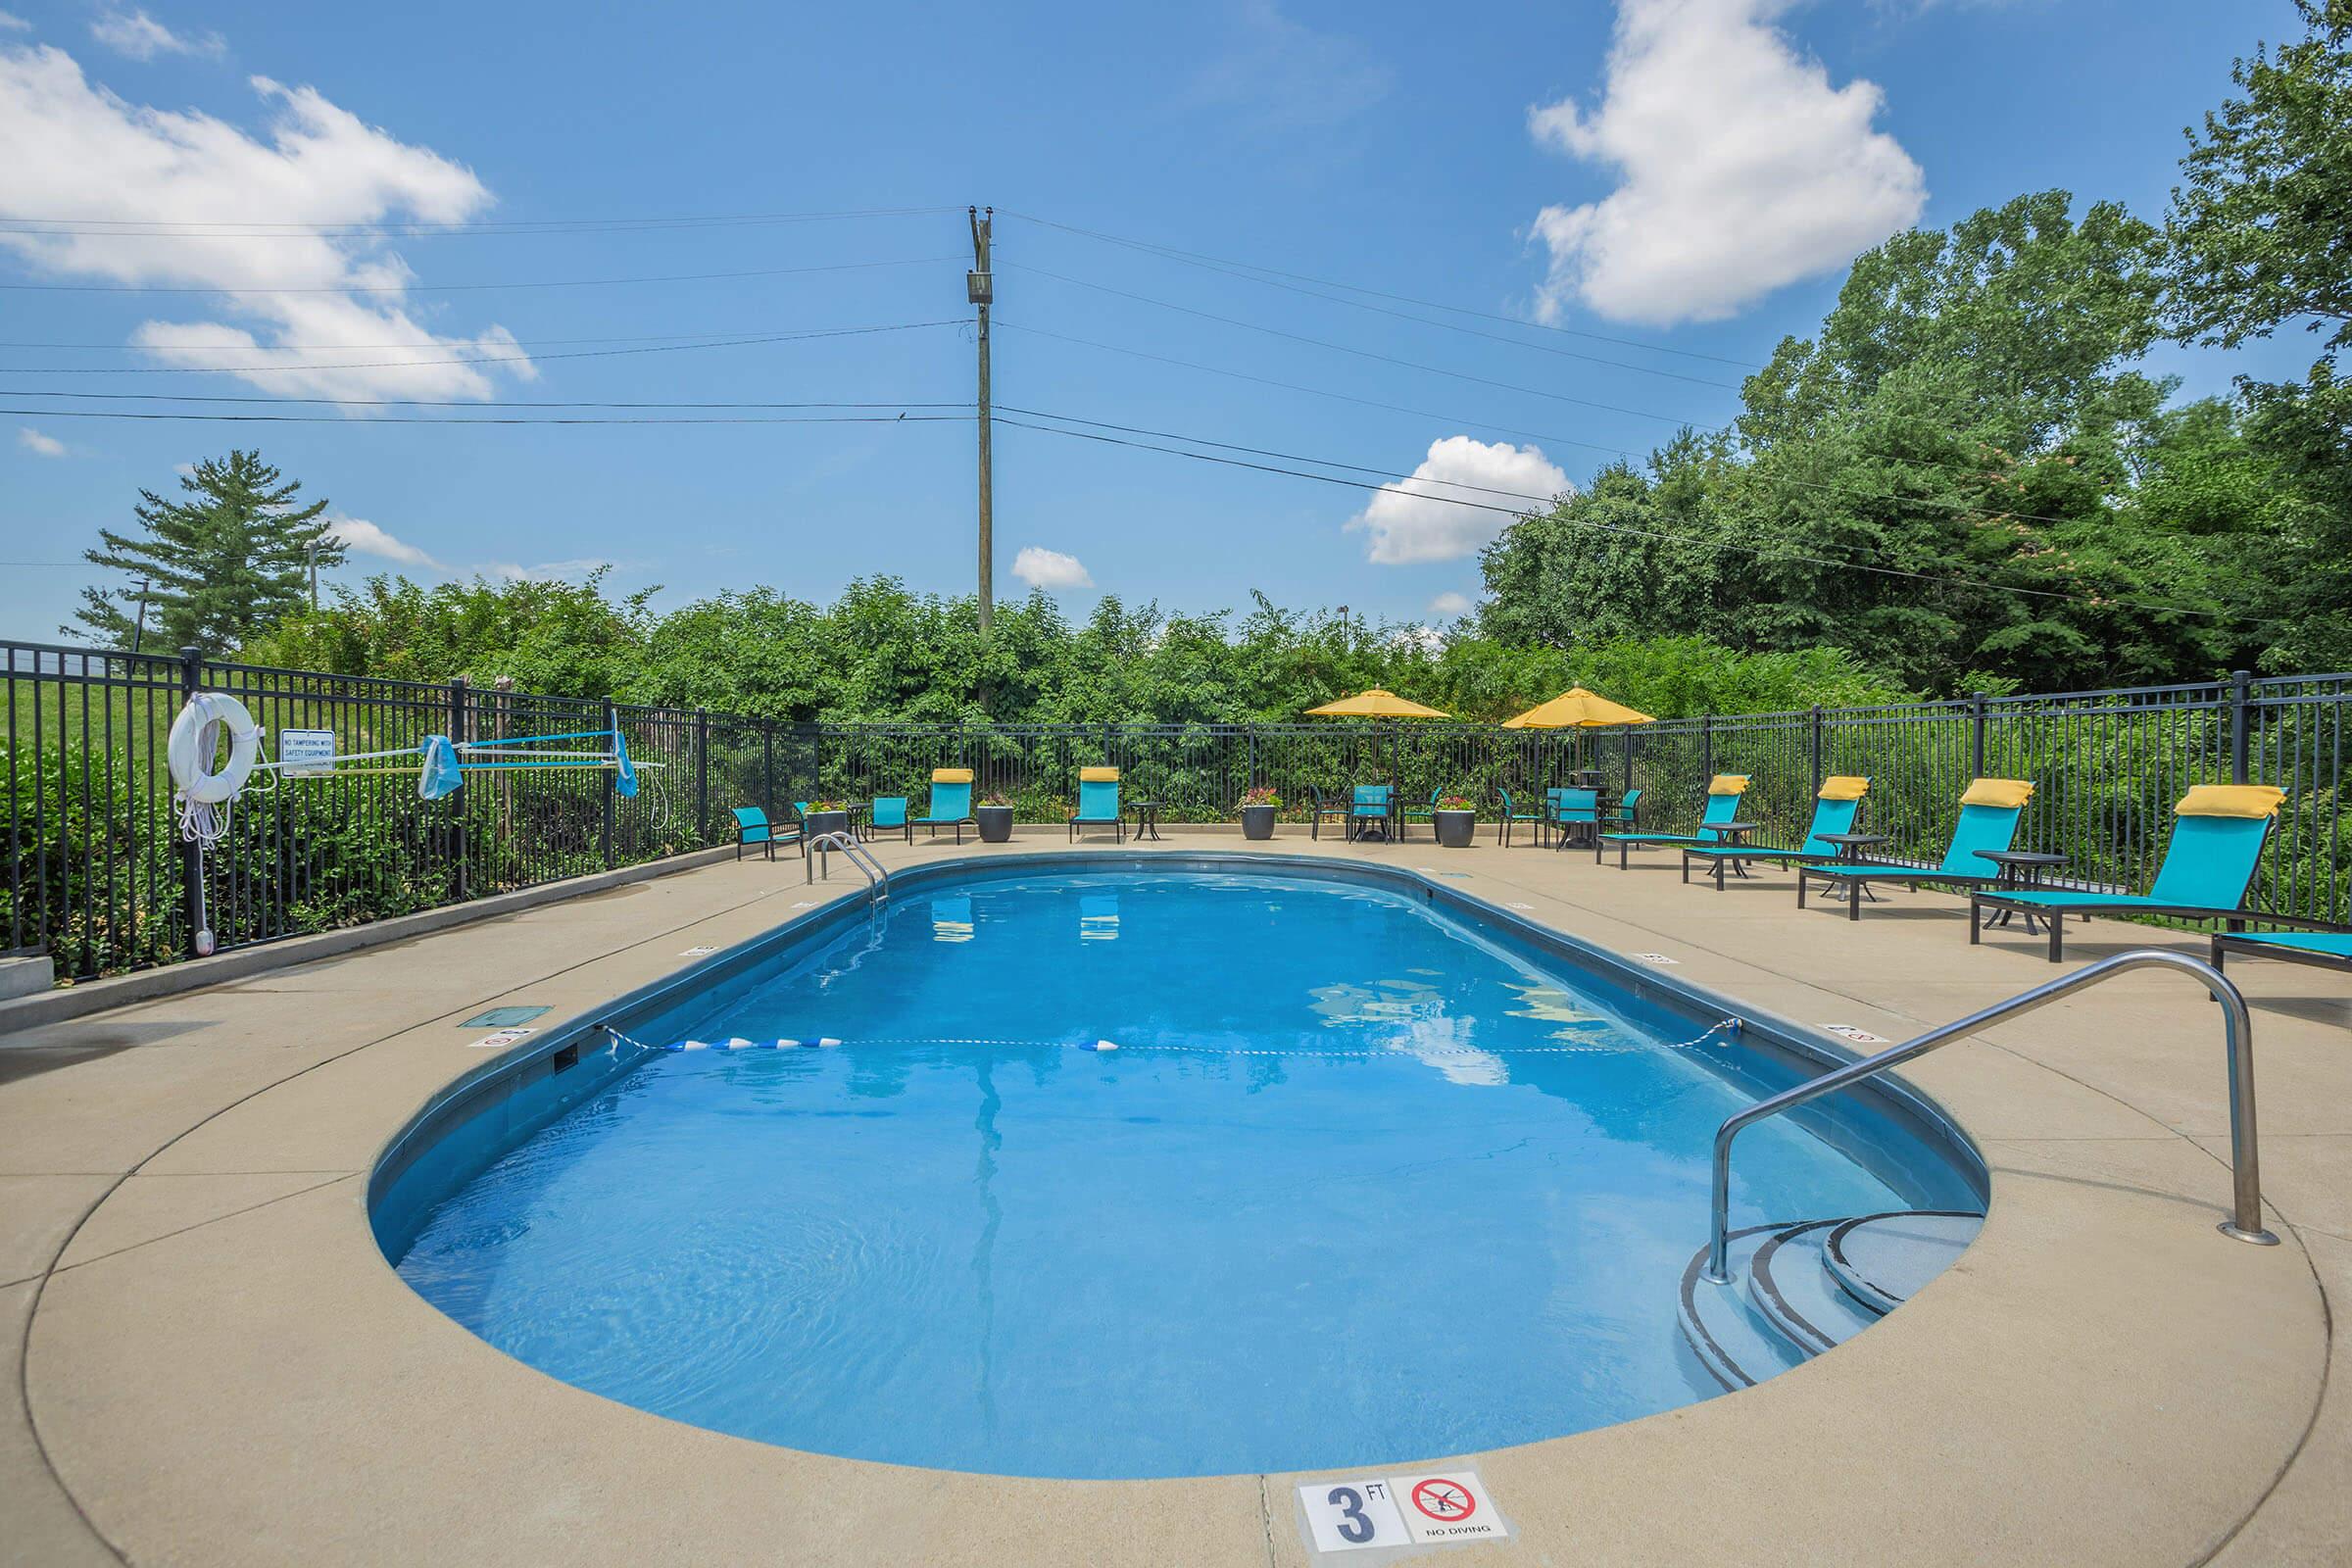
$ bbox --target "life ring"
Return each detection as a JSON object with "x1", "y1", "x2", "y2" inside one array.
[{"x1": 169, "y1": 692, "x2": 261, "y2": 806}]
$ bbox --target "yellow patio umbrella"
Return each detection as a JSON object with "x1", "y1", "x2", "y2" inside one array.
[
  {"x1": 1499, "y1": 687, "x2": 1654, "y2": 729},
  {"x1": 1303, "y1": 690, "x2": 1450, "y2": 826},
  {"x1": 1302, "y1": 688, "x2": 1451, "y2": 719},
  {"x1": 1501, "y1": 686, "x2": 1653, "y2": 798}
]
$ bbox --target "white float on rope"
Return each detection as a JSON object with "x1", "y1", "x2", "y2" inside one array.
[{"x1": 167, "y1": 691, "x2": 262, "y2": 845}]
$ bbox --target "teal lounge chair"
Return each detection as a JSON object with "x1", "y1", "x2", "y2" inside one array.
[
  {"x1": 864, "y1": 795, "x2": 911, "y2": 846},
  {"x1": 1601, "y1": 787, "x2": 1642, "y2": 831},
  {"x1": 1495, "y1": 787, "x2": 1548, "y2": 848},
  {"x1": 1971, "y1": 785, "x2": 2286, "y2": 962},
  {"x1": 1683, "y1": 776, "x2": 1869, "y2": 890},
  {"x1": 730, "y1": 805, "x2": 799, "y2": 861},
  {"x1": 1797, "y1": 778, "x2": 2033, "y2": 920},
  {"x1": 914, "y1": 768, "x2": 977, "y2": 844},
  {"x1": 1600, "y1": 775, "x2": 1751, "y2": 868},
  {"x1": 1548, "y1": 786, "x2": 1600, "y2": 852},
  {"x1": 1069, "y1": 767, "x2": 1124, "y2": 842},
  {"x1": 2210, "y1": 930, "x2": 2352, "y2": 977},
  {"x1": 1348, "y1": 784, "x2": 1395, "y2": 841}
]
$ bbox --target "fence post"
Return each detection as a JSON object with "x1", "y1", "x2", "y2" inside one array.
[
  {"x1": 1970, "y1": 693, "x2": 1987, "y2": 779},
  {"x1": 1808, "y1": 705, "x2": 1823, "y2": 790},
  {"x1": 695, "y1": 707, "x2": 710, "y2": 842},
  {"x1": 2230, "y1": 670, "x2": 2251, "y2": 785},
  {"x1": 601, "y1": 698, "x2": 618, "y2": 870},
  {"x1": 1700, "y1": 712, "x2": 1712, "y2": 794},
  {"x1": 176, "y1": 643, "x2": 208, "y2": 956},
  {"x1": 762, "y1": 725, "x2": 775, "y2": 816},
  {"x1": 448, "y1": 676, "x2": 468, "y2": 902}
]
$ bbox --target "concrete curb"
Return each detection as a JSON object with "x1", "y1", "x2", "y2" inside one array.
[{"x1": 0, "y1": 845, "x2": 740, "y2": 1035}]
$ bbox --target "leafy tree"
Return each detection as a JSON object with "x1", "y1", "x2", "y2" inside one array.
[
  {"x1": 70, "y1": 451, "x2": 340, "y2": 650},
  {"x1": 1476, "y1": 443, "x2": 1732, "y2": 649},
  {"x1": 2163, "y1": 0, "x2": 2352, "y2": 670},
  {"x1": 1481, "y1": 192, "x2": 2261, "y2": 693},
  {"x1": 244, "y1": 570, "x2": 656, "y2": 697}
]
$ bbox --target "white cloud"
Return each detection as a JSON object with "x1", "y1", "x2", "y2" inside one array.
[
  {"x1": 1390, "y1": 624, "x2": 1446, "y2": 654},
  {"x1": 1348, "y1": 437, "x2": 1569, "y2": 564},
  {"x1": 0, "y1": 13, "x2": 30, "y2": 32},
  {"x1": 1527, "y1": 0, "x2": 1926, "y2": 325},
  {"x1": 18, "y1": 426, "x2": 68, "y2": 457},
  {"x1": 1428, "y1": 591, "x2": 1474, "y2": 619},
  {"x1": 1011, "y1": 546, "x2": 1094, "y2": 591},
  {"x1": 483, "y1": 558, "x2": 611, "y2": 582},
  {"x1": 325, "y1": 514, "x2": 441, "y2": 568},
  {"x1": 0, "y1": 44, "x2": 530, "y2": 401},
  {"x1": 90, "y1": 9, "x2": 224, "y2": 60}
]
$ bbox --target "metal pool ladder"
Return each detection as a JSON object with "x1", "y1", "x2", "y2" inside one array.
[
  {"x1": 1704, "y1": 948, "x2": 2276, "y2": 1285},
  {"x1": 806, "y1": 830, "x2": 890, "y2": 909}
]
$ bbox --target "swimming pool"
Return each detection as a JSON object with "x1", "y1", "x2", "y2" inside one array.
[{"x1": 376, "y1": 859, "x2": 1983, "y2": 1480}]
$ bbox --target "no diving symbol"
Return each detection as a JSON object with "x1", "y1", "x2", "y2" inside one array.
[{"x1": 1410, "y1": 1478, "x2": 1475, "y2": 1524}]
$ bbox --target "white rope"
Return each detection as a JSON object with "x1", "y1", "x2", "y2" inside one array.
[{"x1": 635, "y1": 1018, "x2": 1746, "y2": 1058}]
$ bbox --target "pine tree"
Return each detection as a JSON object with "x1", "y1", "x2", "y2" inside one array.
[{"x1": 69, "y1": 450, "x2": 343, "y2": 651}]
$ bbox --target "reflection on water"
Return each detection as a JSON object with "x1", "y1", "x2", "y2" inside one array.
[
  {"x1": 1079, "y1": 894, "x2": 1120, "y2": 944},
  {"x1": 1309, "y1": 977, "x2": 1507, "y2": 1085},
  {"x1": 931, "y1": 897, "x2": 974, "y2": 944}
]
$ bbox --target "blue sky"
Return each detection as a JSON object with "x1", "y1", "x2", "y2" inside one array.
[{"x1": 0, "y1": 0, "x2": 2316, "y2": 643}]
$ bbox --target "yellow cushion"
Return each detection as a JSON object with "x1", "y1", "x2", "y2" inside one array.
[
  {"x1": 1707, "y1": 774, "x2": 1750, "y2": 796},
  {"x1": 2176, "y1": 784, "x2": 2285, "y2": 818},
  {"x1": 1960, "y1": 777, "x2": 2034, "y2": 808},
  {"x1": 1818, "y1": 775, "x2": 1870, "y2": 801},
  {"x1": 1079, "y1": 766, "x2": 1120, "y2": 782},
  {"x1": 932, "y1": 767, "x2": 974, "y2": 784}
]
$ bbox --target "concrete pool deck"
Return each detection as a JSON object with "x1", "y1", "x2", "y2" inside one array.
[{"x1": 2, "y1": 828, "x2": 2346, "y2": 1566}]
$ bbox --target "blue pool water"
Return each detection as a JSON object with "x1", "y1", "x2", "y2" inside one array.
[{"x1": 390, "y1": 868, "x2": 1977, "y2": 1479}]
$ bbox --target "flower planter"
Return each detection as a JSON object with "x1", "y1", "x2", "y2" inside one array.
[
  {"x1": 975, "y1": 804, "x2": 1014, "y2": 844},
  {"x1": 805, "y1": 808, "x2": 851, "y2": 843},
  {"x1": 1434, "y1": 809, "x2": 1477, "y2": 849},
  {"x1": 1240, "y1": 804, "x2": 1277, "y2": 841}
]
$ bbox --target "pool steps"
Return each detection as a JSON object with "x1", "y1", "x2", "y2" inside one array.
[{"x1": 1678, "y1": 1209, "x2": 1984, "y2": 1390}]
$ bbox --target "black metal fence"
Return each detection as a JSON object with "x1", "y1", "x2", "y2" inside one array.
[{"x1": 7, "y1": 635, "x2": 2348, "y2": 985}]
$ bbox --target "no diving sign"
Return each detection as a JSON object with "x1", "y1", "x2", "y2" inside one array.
[{"x1": 1297, "y1": 1469, "x2": 1509, "y2": 1555}]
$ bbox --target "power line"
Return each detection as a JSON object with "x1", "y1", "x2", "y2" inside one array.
[
  {"x1": 991, "y1": 416, "x2": 2258, "y2": 627},
  {"x1": 0, "y1": 205, "x2": 962, "y2": 238},
  {"x1": 1, "y1": 407, "x2": 972, "y2": 427},
  {"x1": 996, "y1": 316, "x2": 1645, "y2": 463},
  {"x1": 1004, "y1": 221, "x2": 1743, "y2": 392},
  {"x1": 2, "y1": 323, "x2": 943, "y2": 351},
  {"x1": 0, "y1": 320, "x2": 959, "y2": 376},
  {"x1": 995, "y1": 406, "x2": 1570, "y2": 505},
  {"x1": 1, "y1": 390, "x2": 1559, "y2": 505},
  {"x1": 1001, "y1": 261, "x2": 1713, "y2": 429},
  {"x1": 999, "y1": 210, "x2": 1764, "y2": 370},
  {"x1": 6, "y1": 389, "x2": 974, "y2": 413},
  {"x1": 993, "y1": 318, "x2": 2124, "y2": 529},
  {"x1": 0, "y1": 255, "x2": 960, "y2": 296}
]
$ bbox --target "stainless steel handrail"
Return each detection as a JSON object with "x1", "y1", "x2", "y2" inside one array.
[
  {"x1": 1704, "y1": 948, "x2": 2276, "y2": 1285},
  {"x1": 806, "y1": 830, "x2": 889, "y2": 906}
]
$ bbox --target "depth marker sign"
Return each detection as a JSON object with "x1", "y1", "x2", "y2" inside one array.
[{"x1": 1297, "y1": 1468, "x2": 1509, "y2": 1555}]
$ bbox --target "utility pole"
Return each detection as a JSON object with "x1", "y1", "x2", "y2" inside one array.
[
  {"x1": 130, "y1": 577, "x2": 151, "y2": 654},
  {"x1": 305, "y1": 538, "x2": 320, "y2": 611},
  {"x1": 968, "y1": 205, "x2": 994, "y2": 632}
]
